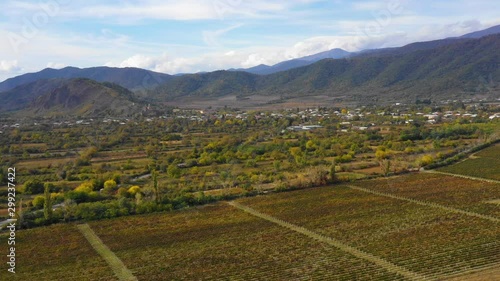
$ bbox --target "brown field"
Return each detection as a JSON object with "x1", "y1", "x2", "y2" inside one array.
[
  {"x1": 0, "y1": 224, "x2": 116, "y2": 280},
  {"x1": 17, "y1": 157, "x2": 75, "y2": 170},
  {"x1": 167, "y1": 94, "x2": 351, "y2": 109},
  {"x1": 88, "y1": 203, "x2": 406, "y2": 280},
  {"x1": 0, "y1": 209, "x2": 9, "y2": 216},
  {"x1": 356, "y1": 165, "x2": 383, "y2": 174}
]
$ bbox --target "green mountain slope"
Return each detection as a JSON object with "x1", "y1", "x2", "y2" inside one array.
[
  {"x1": 0, "y1": 78, "x2": 143, "y2": 117},
  {"x1": 0, "y1": 66, "x2": 172, "y2": 93},
  {"x1": 149, "y1": 35, "x2": 499, "y2": 104}
]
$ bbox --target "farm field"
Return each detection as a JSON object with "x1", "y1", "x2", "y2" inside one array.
[
  {"x1": 0, "y1": 224, "x2": 116, "y2": 280},
  {"x1": 88, "y1": 204, "x2": 405, "y2": 280},
  {"x1": 236, "y1": 180, "x2": 500, "y2": 279},
  {"x1": 437, "y1": 144, "x2": 500, "y2": 181},
  {"x1": 1, "y1": 171, "x2": 499, "y2": 280},
  {"x1": 354, "y1": 173, "x2": 500, "y2": 217}
]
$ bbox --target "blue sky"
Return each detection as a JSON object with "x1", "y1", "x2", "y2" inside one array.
[{"x1": 0, "y1": 0, "x2": 499, "y2": 81}]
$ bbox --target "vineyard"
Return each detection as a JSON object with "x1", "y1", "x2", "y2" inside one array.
[
  {"x1": 2, "y1": 172, "x2": 498, "y2": 280},
  {"x1": 437, "y1": 144, "x2": 500, "y2": 181},
  {"x1": 354, "y1": 173, "x2": 500, "y2": 217},
  {"x1": 0, "y1": 224, "x2": 116, "y2": 280},
  {"x1": 475, "y1": 143, "x2": 500, "y2": 159},
  {"x1": 88, "y1": 204, "x2": 405, "y2": 280},
  {"x1": 236, "y1": 181, "x2": 500, "y2": 279}
]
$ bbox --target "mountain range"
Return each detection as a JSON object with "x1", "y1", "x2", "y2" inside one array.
[
  {"x1": 228, "y1": 25, "x2": 500, "y2": 75},
  {"x1": 0, "y1": 25, "x2": 499, "y2": 116},
  {"x1": 149, "y1": 34, "x2": 499, "y2": 103},
  {"x1": 229, "y1": 48, "x2": 352, "y2": 75},
  {"x1": 0, "y1": 66, "x2": 172, "y2": 93}
]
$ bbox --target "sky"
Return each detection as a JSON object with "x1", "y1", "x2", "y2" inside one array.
[{"x1": 0, "y1": 0, "x2": 499, "y2": 81}]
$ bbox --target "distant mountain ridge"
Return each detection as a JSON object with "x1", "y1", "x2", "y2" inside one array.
[
  {"x1": 148, "y1": 34, "x2": 499, "y2": 104},
  {"x1": 459, "y1": 25, "x2": 500, "y2": 39},
  {"x1": 0, "y1": 78, "x2": 143, "y2": 117},
  {"x1": 232, "y1": 24, "x2": 500, "y2": 75},
  {"x1": 1, "y1": 24, "x2": 498, "y2": 88},
  {"x1": 0, "y1": 24, "x2": 498, "y2": 115},
  {"x1": 0, "y1": 66, "x2": 172, "y2": 93},
  {"x1": 229, "y1": 48, "x2": 352, "y2": 75}
]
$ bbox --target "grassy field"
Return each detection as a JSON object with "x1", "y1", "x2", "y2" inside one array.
[{"x1": 437, "y1": 144, "x2": 500, "y2": 181}]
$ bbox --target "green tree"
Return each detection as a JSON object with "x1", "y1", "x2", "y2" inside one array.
[
  {"x1": 128, "y1": 186, "x2": 141, "y2": 196},
  {"x1": 104, "y1": 179, "x2": 117, "y2": 190},
  {"x1": 117, "y1": 187, "x2": 129, "y2": 198},
  {"x1": 63, "y1": 199, "x2": 76, "y2": 222},
  {"x1": 273, "y1": 160, "x2": 281, "y2": 172},
  {"x1": 152, "y1": 170, "x2": 160, "y2": 204},
  {"x1": 380, "y1": 159, "x2": 391, "y2": 177},
  {"x1": 75, "y1": 181, "x2": 94, "y2": 193},
  {"x1": 306, "y1": 140, "x2": 316, "y2": 151},
  {"x1": 102, "y1": 179, "x2": 118, "y2": 195},
  {"x1": 167, "y1": 164, "x2": 181, "y2": 178},
  {"x1": 43, "y1": 183, "x2": 53, "y2": 221},
  {"x1": 23, "y1": 179, "x2": 44, "y2": 194},
  {"x1": 418, "y1": 155, "x2": 434, "y2": 168},
  {"x1": 330, "y1": 159, "x2": 337, "y2": 183},
  {"x1": 32, "y1": 196, "x2": 45, "y2": 209}
]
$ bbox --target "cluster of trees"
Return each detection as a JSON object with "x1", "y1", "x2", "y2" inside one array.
[
  {"x1": 400, "y1": 123, "x2": 480, "y2": 141},
  {"x1": 3, "y1": 105, "x2": 498, "y2": 229},
  {"x1": 20, "y1": 186, "x2": 240, "y2": 228}
]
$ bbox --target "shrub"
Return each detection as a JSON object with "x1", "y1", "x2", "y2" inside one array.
[{"x1": 23, "y1": 179, "x2": 45, "y2": 194}]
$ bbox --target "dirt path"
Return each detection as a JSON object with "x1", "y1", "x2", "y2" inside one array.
[
  {"x1": 424, "y1": 170, "x2": 500, "y2": 184},
  {"x1": 347, "y1": 185, "x2": 499, "y2": 223},
  {"x1": 227, "y1": 201, "x2": 428, "y2": 281},
  {"x1": 77, "y1": 224, "x2": 138, "y2": 281}
]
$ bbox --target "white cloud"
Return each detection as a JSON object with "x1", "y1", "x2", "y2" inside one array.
[
  {"x1": 81, "y1": 1, "x2": 218, "y2": 20},
  {"x1": 282, "y1": 33, "x2": 405, "y2": 57},
  {"x1": 413, "y1": 20, "x2": 495, "y2": 41},
  {"x1": 285, "y1": 37, "x2": 344, "y2": 58},
  {"x1": 109, "y1": 53, "x2": 195, "y2": 74},
  {"x1": 242, "y1": 53, "x2": 271, "y2": 67},
  {"x1": 46, "y1": 62, "x2": 66, "y2": 69},
  {"x1": 0, "y1": 60, "x2": 20, "y2": 72},
  {"x1": 39, "y1": 0, "x2": 321, "y2": 22},
  {"x1": 118, "y1": 54, "x2": 157, "y2": 69}
]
